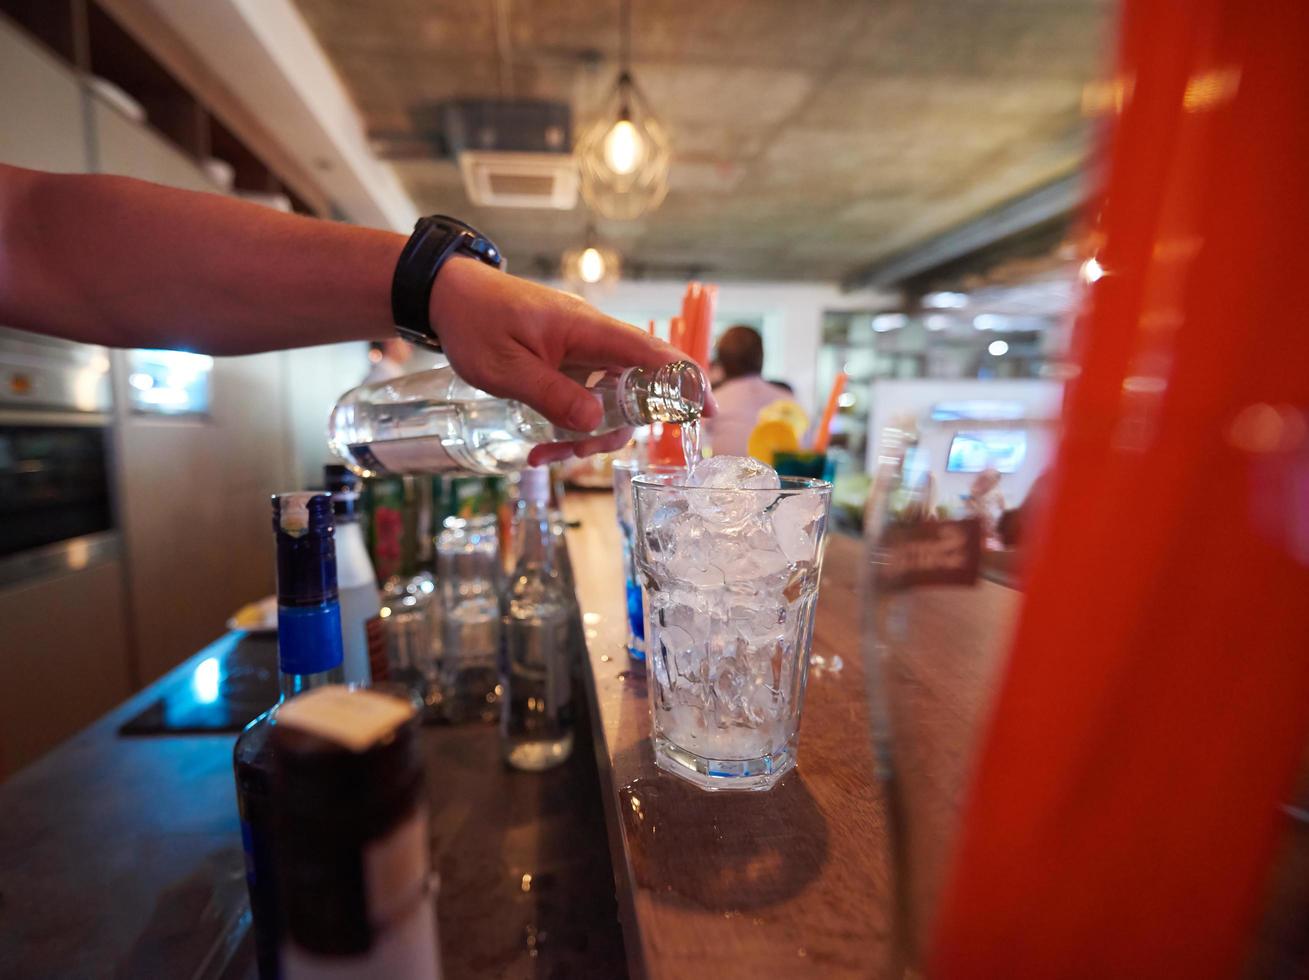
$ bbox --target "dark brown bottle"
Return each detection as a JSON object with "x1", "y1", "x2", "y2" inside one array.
[{"x1": 270, "y1": 686, "x2": 440, "y2": 978}]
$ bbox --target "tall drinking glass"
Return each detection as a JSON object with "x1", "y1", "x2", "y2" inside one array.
[
  {"x1": 612, "y1": 457, "x2": 645, "y2": 660},
  {"x1": 633, "y1": 473, "x2": 832, "y2": 791},
  {"x1": 614, "y1": 459, "x2": 685, "y2": 661}
]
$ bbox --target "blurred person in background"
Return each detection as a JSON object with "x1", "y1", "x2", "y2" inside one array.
[
  {"x1": 0, "y1": 163, "x2": 691, "y2": 465},
  {"x1": 707, "y1": 358, "x2": 725, "y2": 387},
  {"x1": 363, "y1": 337, "x2": 414, "y2": 384},
  {"x1": 963, "y1": 466, "x2": 1006, "y2": 549},
  {"x1": 704, "y1": 325, "x2": 789, "y2": 457}
]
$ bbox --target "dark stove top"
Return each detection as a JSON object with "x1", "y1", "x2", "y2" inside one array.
[{"x1": 119, "y1": 633, "x2": 279, "y2": 735}]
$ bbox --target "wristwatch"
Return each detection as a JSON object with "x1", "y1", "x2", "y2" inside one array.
[{"x1": 390, "y1": 215, "x2": 503, "y2": 351}]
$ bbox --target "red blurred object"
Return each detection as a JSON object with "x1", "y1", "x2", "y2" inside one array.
[{"x1": 931, "y1": 2, "x2": 1309, "y2": 975}]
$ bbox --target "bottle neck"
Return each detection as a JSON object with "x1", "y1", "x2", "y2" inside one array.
[
  {"x1": 618, "y1": 361, "x2": 706, "y2": 426},
  {"x1": 513, "y1": 499, "x2": 556, "y2": 576},
  {"x1": 274, "y1": 517, "x2": 344, "y2": 695},
  {"x1": 279, "y1": 661, "x2": 343, "y2": 701},
  {"x1": 277, "y1": 598, "x2": 345, "y2": 698},
  {"x1": 532, "y1": 361, "x2": 707, "y2": 440}
]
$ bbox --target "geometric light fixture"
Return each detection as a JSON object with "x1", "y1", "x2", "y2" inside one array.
[
  {"x1": 575, "y1": 0, "x2": 671, "y2": 220},
  {"x1": 562, "y1": 225, "x2": 622, "y2": 286}
]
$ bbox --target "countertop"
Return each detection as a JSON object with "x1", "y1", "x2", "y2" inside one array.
[
  {"x1": 0, "y1": 632, "x2": 626, "y2": 978},
  {"x1": 11, "y1": 491, "x2": 1299, "y2": 978},
  {"x1": 563, "y1": 490, "x2": 893, "y2": 979},
  {"x1": 562, "y1": 492, "x2": 1309, "y2": 979}
]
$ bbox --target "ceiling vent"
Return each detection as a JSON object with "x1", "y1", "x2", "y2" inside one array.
[
  {"x1": 443, "y1": 100, "x2": 578, "y2": 210},
  {"x1": 458, "y1": 151, "x2": 579, "y2": 210}
]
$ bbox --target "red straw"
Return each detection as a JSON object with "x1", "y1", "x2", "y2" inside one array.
[{"x1": 812, "y1": 371, "x2": 846, "y2": 452}]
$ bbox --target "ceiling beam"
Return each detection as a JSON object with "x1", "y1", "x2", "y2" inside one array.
[{"x1": 840, "y1": 172, "x2": 1086, "y2": 293}]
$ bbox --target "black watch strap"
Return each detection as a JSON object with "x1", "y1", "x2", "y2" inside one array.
[{"x1": 390, "y1": 215, "x2": 503, "y2": 351}]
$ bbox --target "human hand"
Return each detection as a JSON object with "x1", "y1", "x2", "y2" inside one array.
[{"x1": 430, "y1": 257, "x2": 712, "y2": 465}]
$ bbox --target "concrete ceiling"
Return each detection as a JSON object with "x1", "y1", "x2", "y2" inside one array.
[{"x1": 292, "y1": 0, "x2": 1113, "y2": 282}]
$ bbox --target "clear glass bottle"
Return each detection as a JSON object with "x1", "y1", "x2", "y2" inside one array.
[
  {"x1": 329, "y1": 360, "x2": 706, "y2": 477},
  {"x1": 437, "y1": 515, "x2": 503, "y2": 723},
  {"x1": 325, "y1": 465, "x2": 380, "y2": 686},
  {"x1": 501, "y1": 467, "x2": 574, "y2": 770},
  {"x1": 233, "y1": 492, "x2": 346, "y2": 980}
]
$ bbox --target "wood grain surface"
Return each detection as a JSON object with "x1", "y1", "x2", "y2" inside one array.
[
  {"x1": 565, "y1": 491, "x2": 895, "y2": 979},
  {"x1": 566, "y1": 491, "x2": 1309, "y2": 977}
]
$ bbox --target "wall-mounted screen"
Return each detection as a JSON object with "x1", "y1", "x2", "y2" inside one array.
[
  {"x1": 126, "y1": 350, "x2": 213, "y2": 415},
  {"x1": 945, "y1": 430, "x2": 1027, "y2": 473},
  {"x1": 930, "y1": 399, "x2": 1027, "y2": 421}
]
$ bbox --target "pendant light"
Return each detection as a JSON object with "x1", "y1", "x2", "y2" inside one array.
[
  {"x1": 562, "y1": 225, "x2": 622, "y2": 286},
  {"x1": 576, "y1": 0, "x2": 671, "y2": 220}
]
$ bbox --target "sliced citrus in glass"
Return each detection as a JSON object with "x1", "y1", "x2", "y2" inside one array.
[
  {"x1": 757, "y1": 399, "x2": 810, "y2": 442},
  {"x1": 747, "y1": 419, "x2": 801, "y2": 465}
]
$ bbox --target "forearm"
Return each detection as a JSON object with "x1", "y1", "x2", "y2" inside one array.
[{"x1": 0, "y1": 164, "x2": 402, "y2": 354}]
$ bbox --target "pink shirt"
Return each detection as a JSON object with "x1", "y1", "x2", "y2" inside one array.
[{"x1": 705, "y1": 375, "x2": 790, "y2": 458}]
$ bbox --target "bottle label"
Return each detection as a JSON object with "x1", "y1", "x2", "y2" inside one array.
[
  {"x1": 277, "y1": 686, "x2": 414, "y2": 753},
  {"x1": 365, "y1": 614, "x2": 390, "y2": 681},
  {"x1": 351, "y1": 438, "x2": 459, "y2": 474},
  {"x1": 278, "y1": 602, "x2": 345, "y2": 675}
]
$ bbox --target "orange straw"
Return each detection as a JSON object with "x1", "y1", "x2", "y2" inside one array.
[
  {"x1": 647, "y1": 319, "x2": 657, "y2": 337},
  {"x1": 812, "y1": 371, "x2": 847, "y2": 452},
  {"x1": 681, "y1": 282, "x2": 700, "y2": 332},
  {"x1": 668, "y1": 314, "x2": 687, "y2": 352},
  {"x1": 691, "y1": 285, "x2": 716, "y2": 370}
]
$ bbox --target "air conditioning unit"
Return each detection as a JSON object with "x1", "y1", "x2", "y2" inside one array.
[
  {"x1": 458, "y1": 151, "x2": 579, "y2": 210},
  {"x1": 442, "y1": 100, "x2": 578, "y2": 211}
]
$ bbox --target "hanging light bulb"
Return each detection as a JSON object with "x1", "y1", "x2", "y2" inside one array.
[
  {"x1": 575, "y1": 1, "x2": 671, "y2": 220},
  {"x1": 603, "y1": 116, "x2": 644, "y2": 176},
  {"x1": 578, "y1": 246, "x2": 607, "y2": 284},
  {"x1": 563, "y1": 230, "x2": 621, "y2": 286}
]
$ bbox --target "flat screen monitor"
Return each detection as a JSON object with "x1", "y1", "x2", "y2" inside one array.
[
  {"x1": 930, "y1": 399, "x2": 1027, "y2": 422},
  {"x1": 946, "y1": 430, "x2": 1027, "y2": 474}
]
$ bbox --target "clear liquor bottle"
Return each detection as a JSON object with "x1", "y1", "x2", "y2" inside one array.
[
  {"x1": 233, "y1": 492, "x2": 345, "y2": 980},
  {"x1": 436, "y1": 514, "x2": 503, "y2": 724},
  {"x1": 501, "y1": 467, "x2": 574, "y2": 770},
  {"x1": 329, "y1": 360, "x2": 705, "y2": 477}
]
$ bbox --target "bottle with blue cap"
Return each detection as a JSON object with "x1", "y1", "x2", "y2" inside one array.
[{"x1": 234, "y1": 491, "x2": 345, "y2": 979}]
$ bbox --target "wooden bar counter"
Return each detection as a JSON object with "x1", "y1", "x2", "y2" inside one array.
[{"x1": 564, "y1": 490, "x2": 894, "y2": 979}]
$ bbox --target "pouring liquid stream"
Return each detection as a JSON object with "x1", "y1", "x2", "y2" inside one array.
[{"x1": 681, "y1": 420, "x2": 702, "y2": 475}]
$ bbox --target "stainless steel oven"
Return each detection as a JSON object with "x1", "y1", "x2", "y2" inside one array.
[
  {"x1": 0, "y1": 327, "x2": 117, "y2": 582},
  {"x1": 0, "y1": 327, "x2": 131, "y2": 778}
]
